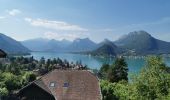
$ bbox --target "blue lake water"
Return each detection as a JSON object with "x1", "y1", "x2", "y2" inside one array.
[{"x1": 30, "y1": 52, "x2": 170, "y2": 73}]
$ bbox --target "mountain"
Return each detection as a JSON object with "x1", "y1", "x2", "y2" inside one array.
[
  {"x1": 87, "y1": 39, "x2": 123, "y2": 56},
  {"x1": 0, "y1": 33, "x2": 30, "y2": 55},
  {"x1": 115, "y1": 30, "x2": 170, "y2": 55},
  {"x1": 44, "y1": 39, "x2": 61, "y2": 52},
  {"x1": 97, "y1": 39, "x2": 114, "y2": 47},
  {"x1": 66, "y1": 38, "x2": 97, "y2": 52},
  {"x1": 59, "y1": 39, "x2": 72, "y2": 48},
  {"x1": 21, "y1": 38, "x2": 49, "y2": 51},
  {"x1": 22, "y1": 38, "x2": 72, "y2": 52}
]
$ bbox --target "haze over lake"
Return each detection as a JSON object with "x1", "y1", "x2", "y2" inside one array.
[{"x1": 30, "y1": 52, "x2": 170, "y2": 73}]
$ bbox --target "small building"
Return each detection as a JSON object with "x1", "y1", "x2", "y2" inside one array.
[
  {"x1": 17, "y1": 70, "x2": 102, "y2": 100},
  {"x1": 0, "y1": 49, "x2": 7, "y2": 58}
]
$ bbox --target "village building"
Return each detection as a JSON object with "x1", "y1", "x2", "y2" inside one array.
[
  {"x1": 0, "y1": 49, "x2": 7, "y2": 58},
  {"x1": 17, "y1": 70, "x2": 102, "y2": 100}
]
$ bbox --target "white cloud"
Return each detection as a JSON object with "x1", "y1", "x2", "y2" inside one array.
[
  {"x1": 44, "y1": 32, "x2": 80, "y2": 41},
  {"x1": 0, "y1": 16, "x2": 6, "y2": 19},
  {"x1": 24, "y1": 18, "x2": 32, "y2": 22},
  {"x1": 7, "y1": 9, "x2": 21, "y2": 16},
  {"x1": 24, "y1": 17, "x2": 88, "y2": 31}
]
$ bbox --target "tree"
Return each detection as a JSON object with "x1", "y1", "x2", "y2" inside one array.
[
  {"x1": 100, "y1": 56, "x2": 170, "y2": 100},
  {"x1": 52, "y1": 58, "x2": 57, "y2": 64},
  {"x1": 132, "y1": 56, "x2": 170, "y2": 99},
  {"x1": 26, "y1": 73, "x2": 36, "y2": 82},
  {"x1": 99, "y1": 64, "x2": 110, "y2": 79},
  {"x1": 39, "y1": 57, "x2": 45, "y2": 65},
  {"x1": 100, "y1": 80, "x2": 118, "y2": 100},
  {"x1": 56, "y1": 58, "x2": 63, "y2": 65},
  {"x1": 2, "y1": 72, "x2": 21, "y2": 92},
  {"x1": 8, "y1": 62, "x2": 21, "y2": 75},
  {"x1": 108, "y1": 57, "x2": 128, "y2": 83},
  {"x1": 46, "y1": 59, "x2": 51, "y2": 67}
]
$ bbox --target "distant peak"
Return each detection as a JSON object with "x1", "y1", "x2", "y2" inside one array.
[
  {"x1": 103, "y1": 38, "x2": 110, "y2": 42},
  {"x1": 116, "y1": 30, "x2": 152, "y2": 42},
  {"x1": 74, "y1": 37, "x2": 90, "y2": 42},
  {"x1": 102, "y1": 39, "x2": 112, "y2": 43},
  {"x1": 84, "y1": 37, "x2": 90, "y2": 40},
  {"x1": 128, "y1": 30, "x2": 151, "y2": 36},
  {"x1": 23, "y1": 38, "x2": 49, "y2": 42},
  {"x1": 61, "y1": 39, "x2": 67, "y2": 41},
  {"x1": 49, "y1": 39, "x2": 58, "y2": 42},
  {"x1": 61, "y1": 39, "x2": 71, "y2": 43}
]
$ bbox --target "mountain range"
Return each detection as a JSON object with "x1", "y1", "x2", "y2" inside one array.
[
  {"x1": 1, "y1": 30, "x2": 170, "y2": 56},
  {"x1": 21, "y1": 30, "x2": 170, "y2": 56},
  {"x1": 21, "y1": 38, "x2": 72, "y2": 52},
  {"x1": 21, "y1": 38, "x2": 97, "y2": 52}
]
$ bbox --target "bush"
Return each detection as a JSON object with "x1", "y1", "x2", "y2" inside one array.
[{"x1": 0, "y1": 87, "x2": 8, "y2": 96}]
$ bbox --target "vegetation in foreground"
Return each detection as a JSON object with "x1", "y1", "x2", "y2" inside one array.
[
  {"x1": 0, "y1": 56, "x2": 86, "y2": 99},
  {"x1": 0, "y1": 56, "x2": 170, "y2": 100},
  {"x1": 99, "y1": 56, "x2": 170, "y2": 100}
]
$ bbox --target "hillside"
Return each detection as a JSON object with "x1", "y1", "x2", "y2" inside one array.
[
  {"x1": 88, "y1": 39, "x2": 123, "y2": 57},
  {"x1": 0, "y1": 33, "x2": 30, "y2": 55},
  {"x1": 115, "y1": 30, "x2": 170, "y2": 55}
]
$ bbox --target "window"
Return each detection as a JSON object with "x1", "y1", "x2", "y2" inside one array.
[
  {"x1": 63, "y1": 82, "x2": 69, "y2": 87},
  {"x1": 49, "y1": 82, "x2": 56, "y2": 87}
]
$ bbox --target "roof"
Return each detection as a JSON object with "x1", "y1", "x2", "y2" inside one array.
[
  {"x1": 19, "y1": 70, "x2": 102, "y2": 100},
  {"x1": 0, "y1": 49, "x2": 7, "y2": 58}
]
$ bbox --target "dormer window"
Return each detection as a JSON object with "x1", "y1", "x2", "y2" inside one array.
[
  {"x1": 49, "y1": 82, "x2": 56, "y2": 87},
  {"x1": 63, "y1": 82, "x2": 69, "y2": 87}
]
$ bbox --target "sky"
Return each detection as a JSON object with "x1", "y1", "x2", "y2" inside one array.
[{"x1": 0, "y1": 0, "x2": 170, "y2": 43}]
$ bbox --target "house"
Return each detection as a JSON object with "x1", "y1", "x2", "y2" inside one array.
[
  {"x1": 17, "y1": 70, "x2": 102, "y2": 100},
  {"x1": 0, "y1": 49, "x2": 7, "y2": 58}
]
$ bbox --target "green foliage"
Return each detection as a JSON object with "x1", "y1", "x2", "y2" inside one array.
[
  {"x1": 0, "y1": 87, "x2": 8, "y2": 96},
  {"x1": 99, "y1": 64, "x2": 110, "y2": 79},
  {"x1": 0, "y1": 56, "x2": 87, "y2": 98},
  {"x1": 5, "y1": 62, "x2": 21, "y2": 75},
  {"x1": 108, "y1": 57, "x2": 128, "y2": 82},
  {"x1": 25, "y1": 72, "x2": 36, "y2": 82},
  {"x1": 1, "y1": 72, "x2": 22, "y2": 91},
  {"x1": 100, "y1": 80, "x2": 118, "y2": 100},
  {"x1": 132, "y1": 56, "x2": 170, "y2": 99},
  {"x1": 100, "y1": 56, "x2": 170, "y2": 100},
  {"x1": 99, "y1": 57, "x2": 128, "y2": 83}
]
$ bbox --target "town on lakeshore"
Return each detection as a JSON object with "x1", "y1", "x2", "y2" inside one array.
[{"x1": 1, "y1": 0, "x2": 170, "y2": 100}]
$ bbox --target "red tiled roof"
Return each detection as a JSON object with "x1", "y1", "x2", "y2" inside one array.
[
  {"x1": 19, "y1": 70, "x2": 102, "y2": 100},
  {"x1": 42, "y1": 70, "x2": 101, "y2": 100}
]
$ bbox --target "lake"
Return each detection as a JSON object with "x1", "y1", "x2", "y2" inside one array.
[{"x1": 30, "y1": 52, "x2": 170, "y2": 73}]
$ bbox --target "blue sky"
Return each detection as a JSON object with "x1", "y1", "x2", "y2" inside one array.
[{"x1": 0, "y1": 0, "x2": 170, "y2": 42}]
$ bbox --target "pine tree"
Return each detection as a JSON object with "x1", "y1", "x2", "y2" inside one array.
[{"x1": 108, "y1": 57, "x2": 128, "y2": 83}]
